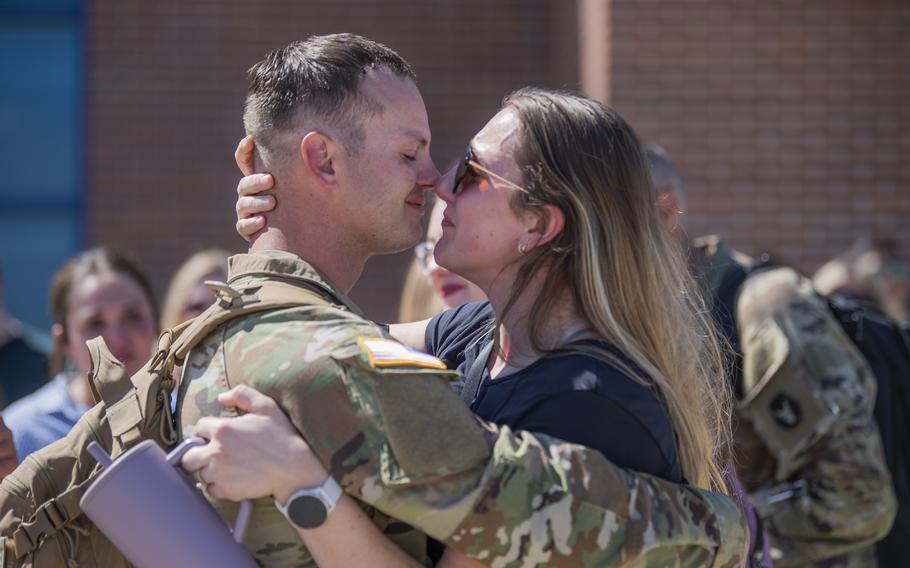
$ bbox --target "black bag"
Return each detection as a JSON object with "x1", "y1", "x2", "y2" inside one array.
[{"x1": 825, "y1": 296, "x2": 910, "y2": 566}]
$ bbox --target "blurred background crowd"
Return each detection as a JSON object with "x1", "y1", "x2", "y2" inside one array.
[{"x1": 0, "y1": 0, "x2": 908, "y2": 444}]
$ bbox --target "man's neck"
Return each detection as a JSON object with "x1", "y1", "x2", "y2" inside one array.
[{"x1": 249, "y1": 227, "x2": 367, "y2": 294}]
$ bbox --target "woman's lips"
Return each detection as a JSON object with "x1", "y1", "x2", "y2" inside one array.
[{"x1": 440, "y1": 283, "x2": 465, "y2": 298}]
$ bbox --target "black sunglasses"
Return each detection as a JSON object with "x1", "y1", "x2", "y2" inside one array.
[{"x1": 451, "y1": 146, "x2": 528, "y2": 195}]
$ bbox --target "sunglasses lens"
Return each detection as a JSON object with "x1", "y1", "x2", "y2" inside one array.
[{"x1": 452, "y1": 148, "x2": 472, "y2": 194}]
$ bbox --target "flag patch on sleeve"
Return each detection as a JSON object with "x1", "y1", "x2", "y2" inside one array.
[{"x1": 357, "y1": 337, "x2": 448, "y2": 370}]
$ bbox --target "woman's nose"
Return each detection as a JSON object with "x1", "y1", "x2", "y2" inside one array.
[{"x1": 434, "y1": 167, "x2": 457, "y2": 204}]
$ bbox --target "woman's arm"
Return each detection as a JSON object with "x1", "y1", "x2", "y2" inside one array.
[
  {"x1": 296, "y1": 495, "x2": 423, "y2": 568},
  {"x1": 234, "y1": 135, "x2": 275, "y2": 242},
  {"x1": 389, "y1": 319, "x2": 431, "y2": 351},
  {"x1": 182, "y1": 385, "x2": 423, "y2": 568},
  {"x1": 437, "y1": 549, "x2": 485, "y2": 568}
]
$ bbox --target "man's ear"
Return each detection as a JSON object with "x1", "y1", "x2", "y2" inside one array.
[
  {"x1": 656, "y1": 188, "x2": 682, "y2": 235},
  {"x1": 524, "y1": 204, "x2": 565, "y2": 250},
  {"x1": 300, "y1": 131, "x2": 339, "y2": 187}
]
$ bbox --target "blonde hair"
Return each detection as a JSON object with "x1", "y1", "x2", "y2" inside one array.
[
  {"x1": 502, "y1": 88, "x2": 732, "y2": 491},
  {"x1": 398, "y1": 257, "x2": 447, "y2": 322},
  {"x1": 160, "y1": 249, "x2": 230, "y2": 330}
]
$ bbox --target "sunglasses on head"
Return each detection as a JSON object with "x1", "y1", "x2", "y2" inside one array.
[{"x1": 451, "y1": 146, "x2": 529, "y2": 195}]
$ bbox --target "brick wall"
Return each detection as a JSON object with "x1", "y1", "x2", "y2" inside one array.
[
  {"x1": 605, "y1": 0, "x2": 910, "y2": 271},
  {"x1": 87, "y1": 0, "x2": 576, "y2": 322}
]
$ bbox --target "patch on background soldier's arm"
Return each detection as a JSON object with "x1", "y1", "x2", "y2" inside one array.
[
  {"x1": 739, "y1": 317, "x2": 838, "y2": 480},
  {"x1": 356, "y1": 337, "x2": 447, "y2": 370}
]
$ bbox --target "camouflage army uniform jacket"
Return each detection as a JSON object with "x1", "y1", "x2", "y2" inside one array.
[
  {"x1": 178, "y1": 250, "x2": 749, "y2": 568},
  {"x1": 696, "y1": 237, "x2": 896, "y2": 567}
]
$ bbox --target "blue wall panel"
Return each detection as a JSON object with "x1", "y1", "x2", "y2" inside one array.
[{"x1": 0, "y1": 8, "x2": 83, "y2": 331}]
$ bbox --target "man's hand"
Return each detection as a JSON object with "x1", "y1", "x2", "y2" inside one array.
[
  {"x1": 234, "y1": 136, "x2": 277, "y2": 242},
  {"x1": 180, "y1": 384, "x2": 328, "y2": 503},
  {"x1": 0, "y1": 416, "x2": 19, "y2": 478}
]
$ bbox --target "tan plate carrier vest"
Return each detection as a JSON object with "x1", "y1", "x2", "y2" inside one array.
[{"x1": 0, "y1": 276, "x2": 333, "y2": 567}]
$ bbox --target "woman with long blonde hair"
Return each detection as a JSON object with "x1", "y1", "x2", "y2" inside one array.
[
  {"x1": 385, "y1": 88, "x2": 731, "y2": 492},
  {"x1": 160, "y1": 249, "x2": 230, "y2": 330}
]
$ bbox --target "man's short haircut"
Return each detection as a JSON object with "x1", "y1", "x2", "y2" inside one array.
[{"x1": 243, "y1": 33, "x2": 416, "y2": 160}]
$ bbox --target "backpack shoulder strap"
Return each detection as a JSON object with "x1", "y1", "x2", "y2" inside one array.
[
  {"x1": 168, "y1": 278, "x2": 335, "y2": 363},
  {"x1": 460, "y1": 341, "x2": 494, "y2": 407},
  {"x1": 90, "y1": 278, "x2": 335, "y2": 457}
]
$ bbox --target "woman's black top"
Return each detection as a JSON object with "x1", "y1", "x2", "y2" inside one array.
[{"x1": 425, "y1": 301, "x2": 682, "y2": 482}]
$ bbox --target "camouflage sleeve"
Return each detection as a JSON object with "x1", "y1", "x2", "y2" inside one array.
[
  {"x1": 438, "y1": 426, "x2": 748, "y2": 568},
  {"x1": 229, "y1": 318, "x2": 748, "y2": 567},
  {"x1": 736, "y1": 267, "x2": 896, "y2": 565}
]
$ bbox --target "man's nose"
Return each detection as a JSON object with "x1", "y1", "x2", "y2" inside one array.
[{"x1": 418, "y1": 159, "x2": 441, "y2": 191}]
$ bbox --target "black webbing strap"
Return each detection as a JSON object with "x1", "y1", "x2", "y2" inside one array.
[{"x1": 459, "y1": 341, "x2": 493, "y2": 408}]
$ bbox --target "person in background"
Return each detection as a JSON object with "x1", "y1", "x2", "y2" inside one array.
[
  {"x1": 814, "y1": 237, "x2": 910, "y2": 325},
  {"x1": 648, "y1": 144, "x2": 896, "y2": 566},
  {"x1": 397, "y1": 255, "x2": 445, "y2": 322},
  {"x1": 2, "y1": 248, "x2": 158, "y2": 461},
  {"x1": 160, "y1": 248, "x2": 230, "y2": 330},
  {"x1": 0, "y1": 266, "x2": 52, "y2": 409},
  {"x1": 399, "y1": 199, "x2": 485, "y2": 322}
]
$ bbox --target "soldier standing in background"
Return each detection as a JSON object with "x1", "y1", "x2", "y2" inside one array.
[
  {"x1": 0, "y1": 267, "x2": 52, "y2": 478},
  {"x1": 0, "y1": 267, "x2": 51, "y2": 409},
  {"x1": 647, "y1": 145, "x2": 896, "y2": 566}
]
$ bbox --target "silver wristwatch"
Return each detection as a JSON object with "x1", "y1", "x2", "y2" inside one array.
[{"x1": 274, "y1": 475, "x2": 343, "y2": 529}]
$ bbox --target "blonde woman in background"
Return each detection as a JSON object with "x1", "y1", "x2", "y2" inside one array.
[
  {"x1": 399, "y1": 200, "x2": 485, "y2": 322},
  {"x1": 160, "y1": 249, "x2": 230, "y2": 330}
]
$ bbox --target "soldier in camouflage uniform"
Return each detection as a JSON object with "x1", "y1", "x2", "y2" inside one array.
[
  {"x1": 170, "y1": 35, "x2": 750, "y2": 567},
  {"x1": 647, "y1": 147, "x2": 897, "y2": 566}
]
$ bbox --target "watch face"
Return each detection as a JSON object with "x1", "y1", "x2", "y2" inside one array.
[{"x1": 287, "y1": 494, "x2": 328, "y2": 529}]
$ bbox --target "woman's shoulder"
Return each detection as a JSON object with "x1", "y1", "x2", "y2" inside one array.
[
  {"x1": 4, "y1": 375, "x2": 82, "y2": 460},
  {"x1": 432, "y1": 301, "x2": 494, "y2": 332},
  {"x1": 3, "y1": 376, "x2": 68, "y2": 421},
  {"x1": 425, "y1": 301, "x2": 494, "y2": 361},
  {"x1": 528, "y1": 347, "x2": 681, "y2": 468},
  {"x1": 525, "y1": 348, "x2": 682, "y2": 480},
  {"x1": 527, "y1": 343, "x2": 653, "y2": 395}
]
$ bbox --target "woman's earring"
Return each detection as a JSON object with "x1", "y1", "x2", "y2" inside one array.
[{"x1": 518, "y1": 242, "x2": 528, "y2": 255}]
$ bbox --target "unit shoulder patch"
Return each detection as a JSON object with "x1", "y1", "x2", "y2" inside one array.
[{"x1": 356, "y1": 337, "x2": 448, "y2": 370}]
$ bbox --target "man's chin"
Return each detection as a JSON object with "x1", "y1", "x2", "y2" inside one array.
[{"x1": 376, "y1": 233, "x2": 422, "y2": 256}]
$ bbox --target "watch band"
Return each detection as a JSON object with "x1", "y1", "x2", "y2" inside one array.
[
  {"x1": 315, "y1": 475, "x2": 343, "y2": 511},
  {"x1": 275, "y1": 475, "x2": 343, "y2": 529}
]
